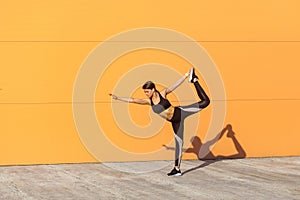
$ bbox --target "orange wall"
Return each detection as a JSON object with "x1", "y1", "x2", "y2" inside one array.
[{"x1": 0, "y1": 0, "x2": 300, "y2": 165}]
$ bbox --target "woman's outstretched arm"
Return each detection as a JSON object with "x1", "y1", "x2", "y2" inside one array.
[
  {"x1": 109, "y1": 94, "x2": 150, "y2": 105},
  {"x1": 163, "y1": 69, "x2": 190, "y2": 95}
]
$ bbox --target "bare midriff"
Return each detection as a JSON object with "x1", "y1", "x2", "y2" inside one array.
[{"x1": 158, "y1": 106, "x2": 175, "y2": 121}]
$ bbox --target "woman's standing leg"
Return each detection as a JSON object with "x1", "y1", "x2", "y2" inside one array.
[
  {"x1": 167, "y1": 120, "x2": 184, "y2": 176},
  {"x1": 173, "y1": 121, "x2": 184, "y2": 167},
  {"x1": 167, "y1": 107, "x2": 184, "y2": 176}
]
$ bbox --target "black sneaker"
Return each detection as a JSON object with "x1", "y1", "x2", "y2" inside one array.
[
  {"x1": 167, "y1": 167, "x2": 182, "y2": 176},
  {"x1": 188, "y1": 68, "x2": 198, "y2": 83}
]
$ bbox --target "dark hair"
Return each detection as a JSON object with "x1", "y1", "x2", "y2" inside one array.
[{"x1": 142, "y1": 81, "x2": 156, "y2": 90}]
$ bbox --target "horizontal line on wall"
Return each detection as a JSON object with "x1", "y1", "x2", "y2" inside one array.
[
  {"x1": 0, "y1": 41, "x2": 300, "y2": 43},
  {"x1": 0, "y1": 99, "x2": 300, "y2": 105},
  {"x1": 214, "y1": 98, "x2": 300, "y2": 102}
]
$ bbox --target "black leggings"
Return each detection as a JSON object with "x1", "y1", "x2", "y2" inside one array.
[{"x1": 169, "y1": 81, "x2": 210, "y2": 166}]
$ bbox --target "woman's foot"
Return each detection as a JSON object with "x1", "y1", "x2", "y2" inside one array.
[
  {"x1": 188, "y1": 68, "x2": 198, "y2": 83},
  {"x1": 167, "y1": 167, "x2": 182, "y2": 176}
]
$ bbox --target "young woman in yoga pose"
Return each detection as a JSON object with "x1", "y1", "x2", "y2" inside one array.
[{"x1": 110, "y1": 68, "x2": 210, "y2": 176}]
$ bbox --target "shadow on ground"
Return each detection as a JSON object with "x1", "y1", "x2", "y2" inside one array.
[{"x1": 163, "y1": 124, "x2": 246, "y2": 175}]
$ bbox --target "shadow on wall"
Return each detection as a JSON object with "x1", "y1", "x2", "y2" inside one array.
[{"x1": 163, "y1": 124, "x2": 246, "y2": 175}]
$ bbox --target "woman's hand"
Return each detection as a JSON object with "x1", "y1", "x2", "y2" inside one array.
[
  {"x1": 185, "y1": 69, "x2": 191, "y2": 78},
  {"x1": 109, "y1": 93, "x2": 118, "y2": 100}
]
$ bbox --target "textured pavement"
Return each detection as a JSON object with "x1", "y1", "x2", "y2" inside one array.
[{"x1": 0, "y1": 157, "x2": 299, "y2": 200}]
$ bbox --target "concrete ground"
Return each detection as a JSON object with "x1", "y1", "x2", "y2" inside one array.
[{"x1": 0, "y1": 157, "x2": 299, "y2": 200}]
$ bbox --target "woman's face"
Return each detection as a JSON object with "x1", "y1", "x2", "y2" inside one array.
[{"x1": 143, "y1": 88, "x2": 155, "y2": 98}]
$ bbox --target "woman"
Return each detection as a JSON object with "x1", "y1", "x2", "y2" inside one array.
[{"x1": 109, "y1": 68, "x2": 210, "y2": 176}]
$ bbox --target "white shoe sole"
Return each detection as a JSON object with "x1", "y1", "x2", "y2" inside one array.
[{"x1": 168, "y1": 173, "x2": 182, "y2": 176}]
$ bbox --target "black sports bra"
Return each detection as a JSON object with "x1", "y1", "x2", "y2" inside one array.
[{"x1": 150, "y1": 92, "x2": 172, "y2": 114}]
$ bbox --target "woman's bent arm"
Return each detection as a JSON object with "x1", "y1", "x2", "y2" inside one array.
[{"x1": 164, "y1": 70, "x2": 189, "y2": 95}]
